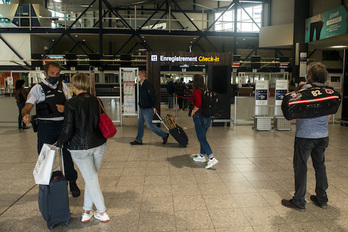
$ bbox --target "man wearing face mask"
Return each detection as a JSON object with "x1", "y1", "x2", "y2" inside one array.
[{"x1": 22, "y1": 61, "x2": 80, "y2": 197}]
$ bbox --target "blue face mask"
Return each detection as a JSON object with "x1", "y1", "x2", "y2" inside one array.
[
  {"x1": 304, "y1": 74, "x2": 308, "y2": 82},
  {"x1": 48, "y1": 76, "x2": 59, "y2": 85}
]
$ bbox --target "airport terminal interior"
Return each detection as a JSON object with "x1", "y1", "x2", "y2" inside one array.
[{"x1": 1, "y1": 0, "x2": 348, "y2": 231}]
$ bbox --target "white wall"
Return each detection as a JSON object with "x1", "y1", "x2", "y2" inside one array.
[
  {"x1": 0, "y1": 4, "x2": 18, "y2": 21},
  {"x1": 259, "y1": 24, "x2": 294, "y2": 48},
  {"x1": 30, "y1": 35, "x2": 51, "y2": 54},
  {"x1": 310, "y1": 0, "x2": 342, "y2": 15},
  {"x1": 271, "y1": 0, "x2": 294, "y2": 25},
  {"x1": 0, "y1": 34, "x2": 31, "y2": 66}
]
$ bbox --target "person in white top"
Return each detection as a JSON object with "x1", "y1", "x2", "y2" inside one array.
[{"x1": 22, "y1": 61, "x2": 80, "y2": 197}]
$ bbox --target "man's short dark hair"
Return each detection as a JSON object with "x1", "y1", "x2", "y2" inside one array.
[
  {"x1": 44, "y1": 61, "x2": 61, "y2": 73},
  {"x1": 307, "y1": 62, "x2": 328, "y2": 83}
]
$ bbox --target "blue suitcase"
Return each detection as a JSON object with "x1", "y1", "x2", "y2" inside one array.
[{"x1": 38, "y1": 148, "x2": 70, "y2": 229}]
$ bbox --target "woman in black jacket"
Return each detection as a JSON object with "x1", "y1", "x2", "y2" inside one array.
[{"x1": 57, "y1": 73, "x2": 109, "y2": 223}]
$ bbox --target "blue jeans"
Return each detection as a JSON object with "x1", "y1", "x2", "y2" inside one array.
[
  {"x1": 193, "y1": 114, "x2": 213, "y2": 158},
  {"x1": 168, "y1": 94, "x2": 174, "y2": 109},
  {"x1": 70, "y1": 143, "x2": 107, "y2": 213},
  {"x1": 17, "y1": 102, "x2": 26, "y2": 128},
  {"x1": 292, "y1": 137, "x2": 329, "y2": 208},
  {"x1": 135, "y1": 108, "x2": 167, "y2": 143}
]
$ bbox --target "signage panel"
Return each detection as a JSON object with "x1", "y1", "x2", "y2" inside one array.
[{"x1": 305, "y1": 5, "x2": 348, "y2": 43}]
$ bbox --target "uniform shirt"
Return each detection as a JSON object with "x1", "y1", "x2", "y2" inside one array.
[
  {"x1": 26, "y1": 80, "x2": 71, "y2": 121},
  {"x1": 295, "y1": 82, "x2": 329, "y2": 139}
]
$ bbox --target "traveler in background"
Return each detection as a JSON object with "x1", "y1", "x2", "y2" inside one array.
[
  {"x1": 130, "y1": 70, "x2": 169, "y2": 145},
  {"x1": 22, "y1": 61, "x2": 80, "y2": 197},
  {"x1": 282, "y1": 62, "x2": 331, "y2": 211},
  {"x1": 166, "y1": 78, "x2": 176, "y2": 109},
  {"x1": 176, "y1": 78, "x2": 188, "y2": 110},
  {"x1": 57, "y1": 73, "x2": 109, "y2": 223},
  {"x1": 14, "y1": 80, "x2": 29, "y2": 129},
  {"x1": 190, "y1": 74, "x2": 218, "y2": 169}
]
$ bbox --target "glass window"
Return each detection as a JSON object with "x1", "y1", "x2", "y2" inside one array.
[{"x1": 215, "y1": 4, "x2": 261, "y2": 32}]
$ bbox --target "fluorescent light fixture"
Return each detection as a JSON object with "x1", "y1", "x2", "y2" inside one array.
[
  {"x1": 81, "y1": 4, "x2": 92, "y2": 8},
  {"x1": 330, "y1": 45, "x2": 348, "y2": 49},
  {"x1": 54, "y1": 0, "x2": 62, "y2": 2}
]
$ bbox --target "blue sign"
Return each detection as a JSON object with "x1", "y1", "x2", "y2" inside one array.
[
  {"x1": 276, "y1": 90, "x2": 287, "y2": 101},
  {"x1": 256, "y1": 90, "x2": 268, "y2": 101}
]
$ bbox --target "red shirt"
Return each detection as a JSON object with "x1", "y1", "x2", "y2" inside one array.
[{"x1": 191, "y1": 89, "x2": 202, "y2": 114}]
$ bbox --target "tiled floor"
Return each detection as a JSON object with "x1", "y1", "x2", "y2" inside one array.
[{"x1": 0, "y1": 107, "x2": 348, "y2": 232}]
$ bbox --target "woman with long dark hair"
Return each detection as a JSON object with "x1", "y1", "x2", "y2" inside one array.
[
  {"x1": 190, "y1": 74, "x2": 218, "y2": 169},
  {"x1": 14, "y1": 80, "x2": 29, "y2": 129}
]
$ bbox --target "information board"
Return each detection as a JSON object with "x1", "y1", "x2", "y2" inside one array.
[{"x1": 120, "y1": 68, "x2": 138, "y2": 115}]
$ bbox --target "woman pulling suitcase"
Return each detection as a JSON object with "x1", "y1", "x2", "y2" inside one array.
[{"x1": 57, "y1": 73, "x2": 110, "y2": 223}]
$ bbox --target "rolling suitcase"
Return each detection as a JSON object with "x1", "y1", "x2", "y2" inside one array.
[
  {"x1": 156, "y1": 113, "x2": 189, "y2": 147},
  {"x1": 38, "y1": 148, "x2": 70, "y2": 229}
]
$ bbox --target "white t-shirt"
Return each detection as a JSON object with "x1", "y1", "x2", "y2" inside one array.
[
  {"x1": 26, "y1": 80, "x2": 71, "y2": 121},
  {"x1": 311, "y1": 14, "x2": 322, "y2": 23}
]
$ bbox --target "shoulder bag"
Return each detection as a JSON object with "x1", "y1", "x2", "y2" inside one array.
[{"x1": 97, "y1": 98, "x2": 117, "y2": 138}]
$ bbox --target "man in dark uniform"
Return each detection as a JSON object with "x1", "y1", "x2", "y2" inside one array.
[{"x1": 22, "y1": 61, "x2": 80, "y2": 197}]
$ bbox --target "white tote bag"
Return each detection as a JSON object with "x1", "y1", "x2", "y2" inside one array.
[{"x1": 33, "y1": 144, "x2": 59, "y2": 185}]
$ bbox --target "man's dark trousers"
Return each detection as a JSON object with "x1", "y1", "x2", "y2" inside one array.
[
  {"x1": 37, "y1": 121, "x2": 77, "y2": 182},
  {"x1": 293, "y1": 137, "x2": 329, "y2": 208}
]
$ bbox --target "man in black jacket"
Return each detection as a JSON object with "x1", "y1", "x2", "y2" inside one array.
[{"x1": 130, "y1": 70, "x2": 169, "y2": 145}]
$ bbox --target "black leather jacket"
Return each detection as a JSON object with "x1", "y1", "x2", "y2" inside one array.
[{"x1": 57, "y1": 93, "x2": 106, "y2": 150}]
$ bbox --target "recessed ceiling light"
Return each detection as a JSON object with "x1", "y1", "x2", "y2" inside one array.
[
  {"x1": 54, "y1": 0, "x2": 62, "y2": 2},
  {"x1": 81, "y1": 4, "x2": 92, "y2": 8}
]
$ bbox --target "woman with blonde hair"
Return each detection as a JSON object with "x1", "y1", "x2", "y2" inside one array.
[
  {"x1": 190, "y1": 74, "x2": 218, "y2": 169},
  {"x1": 57, "y1": 73, "x2": 109, "y2": 223}
]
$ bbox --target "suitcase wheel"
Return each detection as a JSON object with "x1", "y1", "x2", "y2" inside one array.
[
  {"x1": 65, "y1": 219, "x2": 70, "y2": 226},
  {"x1": 47, "y1": 222, "x2": 56, "y2": 229}
]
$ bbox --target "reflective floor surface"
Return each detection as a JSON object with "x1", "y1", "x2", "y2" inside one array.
[{"x1": 0, "y1": 107, "x2": 347, "y2": 231}]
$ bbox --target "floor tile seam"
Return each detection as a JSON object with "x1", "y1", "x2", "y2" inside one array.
[
  {"x1": 0, "y1": 183, "x2": 37, "y2": 217},
  {"x1": 190, "y1": 170, "x2": 218, "y2": 231}
]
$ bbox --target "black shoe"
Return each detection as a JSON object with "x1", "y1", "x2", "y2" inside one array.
[
  {"x1": 130, "y1": 140, "x2": 143, "y2": 145},
  {"x1": 70, "y1": 181, "x2": 80, "y2": 197},
  {"x1": 310, "y1": 195, "x2": 327, "y2": 209},
  {"x1": 281, "y1": 199, "x2": 306, "y2": 211},
  {"x1": 162, "y1": 133, "x2": 169, "y2": 144},
  {"x1": 22, "y1": 126, "x2": 30, "y2": 129}
]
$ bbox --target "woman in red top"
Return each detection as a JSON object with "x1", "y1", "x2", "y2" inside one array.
[{"x1": 190, "y1": 74, "x2": 218, "y2": 169}]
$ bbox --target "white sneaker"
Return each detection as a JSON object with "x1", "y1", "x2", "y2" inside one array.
[
  {"x1": 205, "y1": 157, "x2": 218, "y2": 169},
  {"x1": 193, "y1": 154, "x2": 207, "y2": 162},
  {"x1": 94, "y1": 212, "x2": 110, "y2": 222},
  {"x1": 81, "y1": 211, "x2": 94, "y2": 223}
]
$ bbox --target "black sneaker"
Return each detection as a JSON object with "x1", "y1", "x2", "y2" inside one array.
[
  {"x1": 310, "y1": 195, "x2": 327, "y2": 209},
  {"x1": 162, "y1": 133, "x2": 169, "y2": 144},
  {"x1": 70, "y1": 181, "x2": 81, "y2": 197},
  {"x1": 281, "y1": 199, "x2": 306, "y2": 211},
  {"x1": 130, "y1": 140, "x2": 143, "y2": 145}
]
